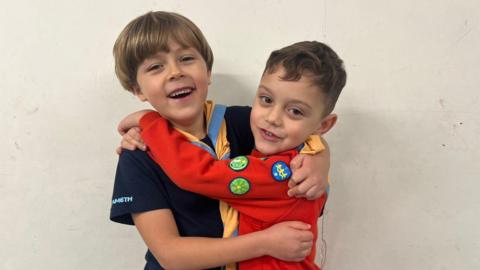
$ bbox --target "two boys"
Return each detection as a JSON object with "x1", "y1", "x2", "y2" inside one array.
[
  {"x1": 111, "y1": 11, "x2": 345, "y2": 269},
  {"x1": 122, "y1": 41, "x2": 345, "y2": 270}
]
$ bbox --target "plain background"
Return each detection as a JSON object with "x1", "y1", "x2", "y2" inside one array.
[{"x1": 1, "y1": 0, "x2": 479, "y2": 269}]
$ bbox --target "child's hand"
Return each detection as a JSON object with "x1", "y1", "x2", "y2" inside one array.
[
  {"x1": 115, "y1": 110, "x2": 153, "y2": 154},
  {"x1": 287, "y1": 139, "x2": 330, "y2": 200},
  {"x1": 262, "y1": 221, "x2": 313, "y2": 262},
  {"x1": 117, "y1": 109, "x2": 154, "y2": 135},
  {"x1": 116, "y1": 127, "x2": 147, "y2": 154}
]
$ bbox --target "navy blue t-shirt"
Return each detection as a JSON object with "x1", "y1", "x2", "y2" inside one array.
[{"x1": 110, "y1": 106, "x2": 254, "y2": 270}]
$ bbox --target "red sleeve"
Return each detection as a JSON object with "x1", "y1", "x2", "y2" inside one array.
[{"x1": 140, "y1": 113, "x2": 298, "y2": 220}]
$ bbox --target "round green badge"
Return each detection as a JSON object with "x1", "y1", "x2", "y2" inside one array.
[
  {"x1": 229, "y1": 177, "x2": 251, "y2": 195},
  {"x1": 229, "y1": 156, "x2": 249, "y2": 171}
]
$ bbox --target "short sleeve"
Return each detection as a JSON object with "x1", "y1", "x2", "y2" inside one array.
[{"x1": 110, "y1": 149, "x2": 171, "y2": 225}]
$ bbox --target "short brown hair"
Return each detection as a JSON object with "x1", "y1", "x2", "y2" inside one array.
[
  {"x1": 113, "y1": 11, "x2": 214, "y2": 93},
  {"x1": 263, "y1": 41, "x2": 346, "y2": 115}
]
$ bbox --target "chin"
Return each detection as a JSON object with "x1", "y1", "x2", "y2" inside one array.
[{"x1": 255, "y1": 145, "x2": 278, "y2": 156}]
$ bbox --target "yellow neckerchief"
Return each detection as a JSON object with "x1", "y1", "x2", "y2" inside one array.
[
  {"x1": 175, "y1": 101, "x2": 238, "y2": 270},
  {"x1": 298, "y1": 134, "x2": 325, "y2": 154}
]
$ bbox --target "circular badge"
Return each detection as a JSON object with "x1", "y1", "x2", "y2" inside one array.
[
  {"x1": 229, "y1": 156, "x2": 249, "y2": 171},
  {"x1": 271, "y1": 161, "x2": 292, "y2": 182},
  {"x1": 229, "y1": 177, "x2": 251, "y2": 195}
]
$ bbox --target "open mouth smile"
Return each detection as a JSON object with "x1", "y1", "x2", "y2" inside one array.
[
  {"x1": 168, "y1": 87, "x2": 195, "y2": 99},
  {"x1": 260, "y1": 128, "x2": 282, "y2": 142}
]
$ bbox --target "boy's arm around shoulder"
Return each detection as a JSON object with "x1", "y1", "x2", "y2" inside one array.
[
  {"x1": 140, "y1": 113, "x2": 303, "y2": 221},
  {"x1": 118, "y1": 109, "x2": 154, "y2": 135},
  {"x1": 140, "y1": 113, "x2": 295, "y2": 200}
]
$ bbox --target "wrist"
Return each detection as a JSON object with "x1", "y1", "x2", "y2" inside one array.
[{"x1": 254, "y1": 229, "x2": 271, "y2": 257}]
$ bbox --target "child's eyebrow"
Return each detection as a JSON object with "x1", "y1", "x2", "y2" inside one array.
[
  {"x1": 145, "y1": 52, "x2": 166, "y2": 61},
  {"x1": 146, "y1": 47, "x2": 191, "y2": 60},
  {"x1": 172, "y1": 46, "x2": 195, "y2": 54},
  {"x1": 258, "y1": 85, "x2": 272, "y2": 93},
  {"x1": 258, "y1": 85, "x2": 313, "y2": 109},
  {"x1": 289, "y1": 100, "x2": 313, "y2": 110}
]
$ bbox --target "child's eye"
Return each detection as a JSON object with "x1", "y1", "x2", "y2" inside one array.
[
  {"x1": 180, "y1": 55, "x2": 195, "y2": 62},
  {"x1": 147, "y1": 64, "x2": 163, "y2": 72},
  {"x1": 259, "y1": 96, "x2": 272, "y2": 104},
  {"x1": 288, "y1": 108, "x2": 304, "y2": 118}
]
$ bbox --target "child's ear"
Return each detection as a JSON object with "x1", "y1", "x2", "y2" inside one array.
[
  {"x1": 136, "y1": 93, "x2": 148, "y2": 102},
  {"x1": 131, "y1": 85, "x2": 147, "y2": 102},
  {"x1": 316, "y1": 113, "x2": 337, "y2": 135}
]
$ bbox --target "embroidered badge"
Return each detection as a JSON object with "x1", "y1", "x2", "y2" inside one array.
[
  {"x1": 229, "y1": 177, "x2": 251, "y2": 195},
  {"x1": 229, "y1": 156, "x2": 249, "y2": 171},
  {"x1": 271, "y1": 161, "x2": 292, "y2": 181}
]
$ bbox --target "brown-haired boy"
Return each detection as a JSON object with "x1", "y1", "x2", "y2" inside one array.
[
  {"x1": 110, "y1": 11, "x2": 331, "y2": 270},
  {"x1": 121, "y1": 41, "x2": 346, "y2": 269}
]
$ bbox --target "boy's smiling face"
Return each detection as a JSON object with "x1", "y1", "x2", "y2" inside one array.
[
  {"x1": 133, "y1": 40, "x2": 210, "y2": 136},
  {"x1": 250, "y1": 67, "x2": 335, "y2": 155}
]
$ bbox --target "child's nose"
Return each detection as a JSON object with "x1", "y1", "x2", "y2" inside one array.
[
  {"x1": 265, "y1": 108, "x2": 282, "y2": 126},
  {"x1": 168, "y1": 63, "x2": 184, "y2": 80}
]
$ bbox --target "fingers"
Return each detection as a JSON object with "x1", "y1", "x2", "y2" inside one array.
[
  {"x1": 288, "y1": 175, "x2": 303, "y2": 188},
  {"x1": 289, "y1": 181, "x2": 326, "y2": 199},
  {"x1": 286, "y1": 221, "x2": 311, "y2": 230},
  {"x1": 121, "y1": 140, "x2": 137, "y2": 151},
  {"x1": 287, "y1": 175, "x2": 309, "y2": 197},
  {"x1": 288, "y1": 169, "x2": 308, "y2": 188},
  {"x1": 292, "y1": 236, "x2": 314, "y2": 262},
  {"x1": 287, "y1": 164, "x2": 308, "y2": 194},
  {"x1": 128, "y1": 127, "x2": 143, "y2": 141},
  {"x1": 290, "y1": 154, "x2": 305, "y2": 172},
  {"x1": 287, "y1": 186, "x2": 298, "y2": 197},
  {"x1": 288, "y1": 179, "x2": 295, "y2": 189},
  {"x1": 117, "y1": 127, "x2": 147, "y2": 152},
  {"x1": 305, "y1": 185, "x2": 326, "y2": 200},
  {"x1": 297, "y1": 229, "x2": 314, "y2": 242},
  {"x1": 122, "y1": 128, "x2": 146, "y2": 151},
  {"x1": 296, "y1": 242, "x2": 313, "y2": 261},
  {"x1": 286, "y1": 222, "x2": 313, "y2": 261}
]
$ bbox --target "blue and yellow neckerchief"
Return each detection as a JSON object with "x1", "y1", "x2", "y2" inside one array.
[{"x1": 175, "y1": 101, "x2": 238, "y2": 270}]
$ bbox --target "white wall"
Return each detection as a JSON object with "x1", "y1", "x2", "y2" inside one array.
[{"x1": 1, "y1": 0, "x2": 479, "y2": 269}]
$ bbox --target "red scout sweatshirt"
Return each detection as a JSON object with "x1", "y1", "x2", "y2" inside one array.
[{"x1": 140, "y1": 111, "x2": 327, "y2": 270}]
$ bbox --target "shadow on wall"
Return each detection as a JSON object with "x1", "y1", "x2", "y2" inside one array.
[{"x1": 208, "y1": 73, "x2": 255, "y2": 106}]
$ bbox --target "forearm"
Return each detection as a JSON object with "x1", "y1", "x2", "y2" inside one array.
[
  {"x1": 133, "y1": 210, "x2": 267, "y2": 270},
  {"x1": 157, "y1": 232, "x2": 267, "y2": 270},
  {"x1": 140, "y1": 113, "x2": 294, "y2": 200},
  {"x1": 118, "y1": 109, "x2": 154, "y2": 135}
]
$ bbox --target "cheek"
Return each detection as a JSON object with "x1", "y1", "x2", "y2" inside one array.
[
  {"x1": 287, "y1": 124, "x2": 309, "y2": 141},
  {"x1": 250, "y1": 107, "x2": 265, "y2": 127}
]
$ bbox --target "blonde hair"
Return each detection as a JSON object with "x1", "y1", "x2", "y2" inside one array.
[{"x1": 113, "y1": 11, "x2": 214, "y2": 93}]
